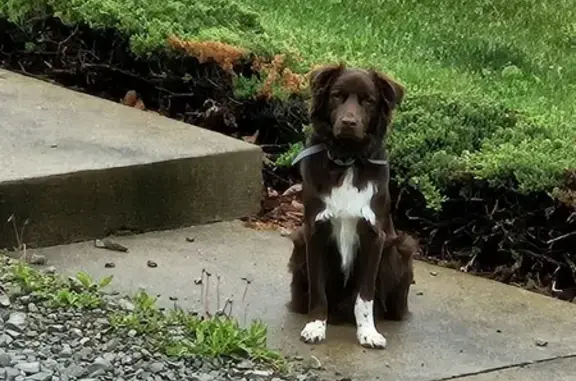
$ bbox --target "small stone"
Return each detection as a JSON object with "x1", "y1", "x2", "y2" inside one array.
[
  {"x1": 147, "y1": 260, "x2": 158, "y2": 268},
  {"x1": 0, "y1": 334, "x2": 14, "y2": 346},
  {"x1": 0, "y1": 352, "x2": 11, "y2": 366},
  {"x1": 121, "y1": 355, "x2": 133, "y2": 365},
  {"x1": 59, "y1": 345, "x2": 72, "y2": 358},
  {"x1": 25, "y1": 371, "x2": 52, "y2": 381},
  {"x1": 15, "y1": 362, "x2": 40, "y2": 374},
  {"x1": 6, "y1": 312, "x2": 28, "y2": 332},
  {"x1": 44, "y1": 266, "x2": 56, "y2": 274},
  {"x1": 86, "y1": 357, "x2": 111, "y2": 373},
  {"x1": 0, "y1": 293, "x2": 10, "y2": 307},
  {"x1": 75, "y1": 347, "x2": 92, "y2": 360},
  {"x1": 246, "y1": 369, "x2": 273, "y2": 377},
  {"x1": 236, "y1": 360, "x2": 254, "y2": 370},
  {"x1": 305, "y1": 356, "x2": 323, "y2": 370},
  {"x1": 87, "y1": 369, "x2": 106, "y2": 378},
  {"x1": 94, "y1": 239, "x2": 128, "y2": 252},
  {"x1": 27, "y1": 304, "x2": 38, "y2": 313},
  {"x1": 416, "y1": 291, "x2": 424, "y2": 296},
  {"x1": 48, "y1": 325, "x2": 65, "y2": 333},
  {"x1": 185, "y1": 237, "x2": 196, "y2": 243},
  {"x1": 29, "y1": 254, "x2": 46, "y2": 265},
  {"x1": 103, "y1": 338, "x2": 120, "y2": 351},
  {"x1": 104, "y1": 263, "x2": 116, "y2": 268},
  {"x1": 429, "y1": 271, "x2": 438, "y2": 276},
  {"x1": 79, "y1": 337, "x2": 92, "y2": 347},
  {"x1": 148, "y1": 362, "x2": 164, "y2": 374},
  {"x1": 6, "y1": 367, "x2": 21, "y2": 381},
  {"x1": 62, "y1": 364, "x2": 86, "y2": 378},
  {"x1": 70, "y1": 328, "x2": 83, "y2": 338},
  {"x1": 6, "y1": 329, "x2": 21, "y2": 338},
  {"x1": 117, "y1": 299, "x2": 135, "y2": 312},
  {"x1": 535, "y1": 339, "x2": 548, "y2": 347},
  {"x1": 127, "y1": 330, "x2": 137, "y2": 338}
]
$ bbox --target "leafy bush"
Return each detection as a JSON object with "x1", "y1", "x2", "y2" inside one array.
[
  {"x1": 0, "y1": 0, "x2": 275, "y2": 56},
  {"x1": 387, "y1": 93, "x2": 565, "y2": 208},
  {"x1": 278, "y1": 94, "x2": 576, "y2": 210}
]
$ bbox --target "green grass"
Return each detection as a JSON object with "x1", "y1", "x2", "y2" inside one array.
[
  {"x1": 245, "y1": 0, "x2": 575, "y2": 119},
  {"x1": 247, "y1": 0, "x2": 576, "y2": 207},
  {"x1": 2, "y1": 0, "x2": 575, "y2": 208}
]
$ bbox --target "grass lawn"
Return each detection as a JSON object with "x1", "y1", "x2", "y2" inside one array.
[{"x1": 245, "y1": 0, "x2": 575, "y2": 121}]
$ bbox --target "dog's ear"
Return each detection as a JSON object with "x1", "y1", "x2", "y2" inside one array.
[
  {"x1": 307, "y1": 63, "x2": 345, "y2": 121},
  {"x1": 308, "y1": 63, "x2": 344, "y2": 92},
  {"x1": 371, "y1": 70, "x2": 405, "y2": 110}
]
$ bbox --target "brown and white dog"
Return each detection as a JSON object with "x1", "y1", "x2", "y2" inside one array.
[{"x1": 287, "y1": 63, "x2": 417, "y2": 349}]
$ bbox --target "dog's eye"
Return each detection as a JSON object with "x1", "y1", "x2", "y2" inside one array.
[
  {"x1": 363, "y1": 98, "x2": 376, "y2": 107},
  {"x1": 330, "y1": 92, "x2": 344, "y2": 101}
]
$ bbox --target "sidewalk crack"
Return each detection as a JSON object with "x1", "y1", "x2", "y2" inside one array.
[{"x1": 428, "y1": 353, "x2": 576, "y2": 381}]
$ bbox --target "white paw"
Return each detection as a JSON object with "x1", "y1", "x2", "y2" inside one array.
[
  {"x1": 300, "y1": 320, "x2": 326, "y2": 344},
  {"x1": 357, "y1": 328, "x2": 387, "y2": 349}
]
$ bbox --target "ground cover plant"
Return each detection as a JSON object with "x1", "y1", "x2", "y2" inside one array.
[
  {"x1": 0, "y1": 253, "x2": 316, "y2": 379},
  {"x1": 1, "y1": 0, "x2": 575, "y2": 299}
]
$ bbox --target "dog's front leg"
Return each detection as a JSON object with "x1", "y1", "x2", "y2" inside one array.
[
  {"x1": 300, "y1": 220, "x2": 330, "y2": 344},
  {"x1": 355, "y1": 224, "x2": 387, "y2": 349}
]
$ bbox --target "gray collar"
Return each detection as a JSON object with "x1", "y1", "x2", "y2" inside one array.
[{"x1": 291, "y1": 143, "x2": 389, "y2": 167}]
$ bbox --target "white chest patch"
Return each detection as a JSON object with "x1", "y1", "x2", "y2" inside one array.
[{"x1": 315, "y1": 168, "x2": 377, "y2": 283}]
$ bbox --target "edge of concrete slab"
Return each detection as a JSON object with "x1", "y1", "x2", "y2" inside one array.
[
  {"x1": 1, "y1": 151, "x2": 263, "y2": 249},
  {"x1": 0, "y1": 69, "x2": 264, "y2": 248}
]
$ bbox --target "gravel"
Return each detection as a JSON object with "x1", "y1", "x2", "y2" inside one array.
[{"x1": 0, "y1": 260, "x2": 327, "y2": 381}]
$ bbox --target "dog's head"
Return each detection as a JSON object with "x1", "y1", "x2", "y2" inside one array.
[{"x1": 308, "y1": 64, "x2": 404, "y2": 146}]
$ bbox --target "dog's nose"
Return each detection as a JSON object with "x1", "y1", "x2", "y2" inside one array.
[{"x1": 341, "y1": 116, "x2": 357, "y2": 128}]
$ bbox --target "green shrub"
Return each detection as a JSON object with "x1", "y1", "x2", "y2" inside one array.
[
  {"x1": 278, "y1": 94, "x2": 576, "y2": 210},
  {"x1": 0, "y1": 0, "x2": 276, "y2": 56}
]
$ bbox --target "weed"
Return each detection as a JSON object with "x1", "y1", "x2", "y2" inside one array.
[
  {"x1": 6, "y1": 261, "x2": 111, "y2": 309},
  {"x1": 0, "y1": 255, "x2": 285, "y2": 369},
  {"x1": 274, "y1": 141, "x2": 304, "y2": 168}
]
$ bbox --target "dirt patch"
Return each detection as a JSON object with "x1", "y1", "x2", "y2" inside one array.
[{"x1": 1, "y1": 16, "x2": 574, "y2": 302}]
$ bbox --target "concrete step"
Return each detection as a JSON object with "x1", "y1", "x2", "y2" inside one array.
[
  {"x1": 28, "y1": 221, "x2": 576, "y2": 381},
  {"x1": 0, "y1": 69, "x2": 262, "y2": 249}
]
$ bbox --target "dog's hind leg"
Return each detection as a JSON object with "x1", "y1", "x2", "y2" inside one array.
[
  {"x1": 378, "y1": 232, "x2": 416, "y2": 321},
  {"x1": 287, "y1": 227, "x2": 309, "y2": 314},
  {"x1": 383, "y1": 282, "x2": 410, "y2": 321}
]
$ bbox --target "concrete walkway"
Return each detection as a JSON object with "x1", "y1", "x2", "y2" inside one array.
[{"x1": 28, "y1": 221, "x2": 576, "y2": 381}]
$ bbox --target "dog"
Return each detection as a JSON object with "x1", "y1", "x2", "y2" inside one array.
[{"x1": 287, "y1": 63, "x2": 417, "y2": 349}]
